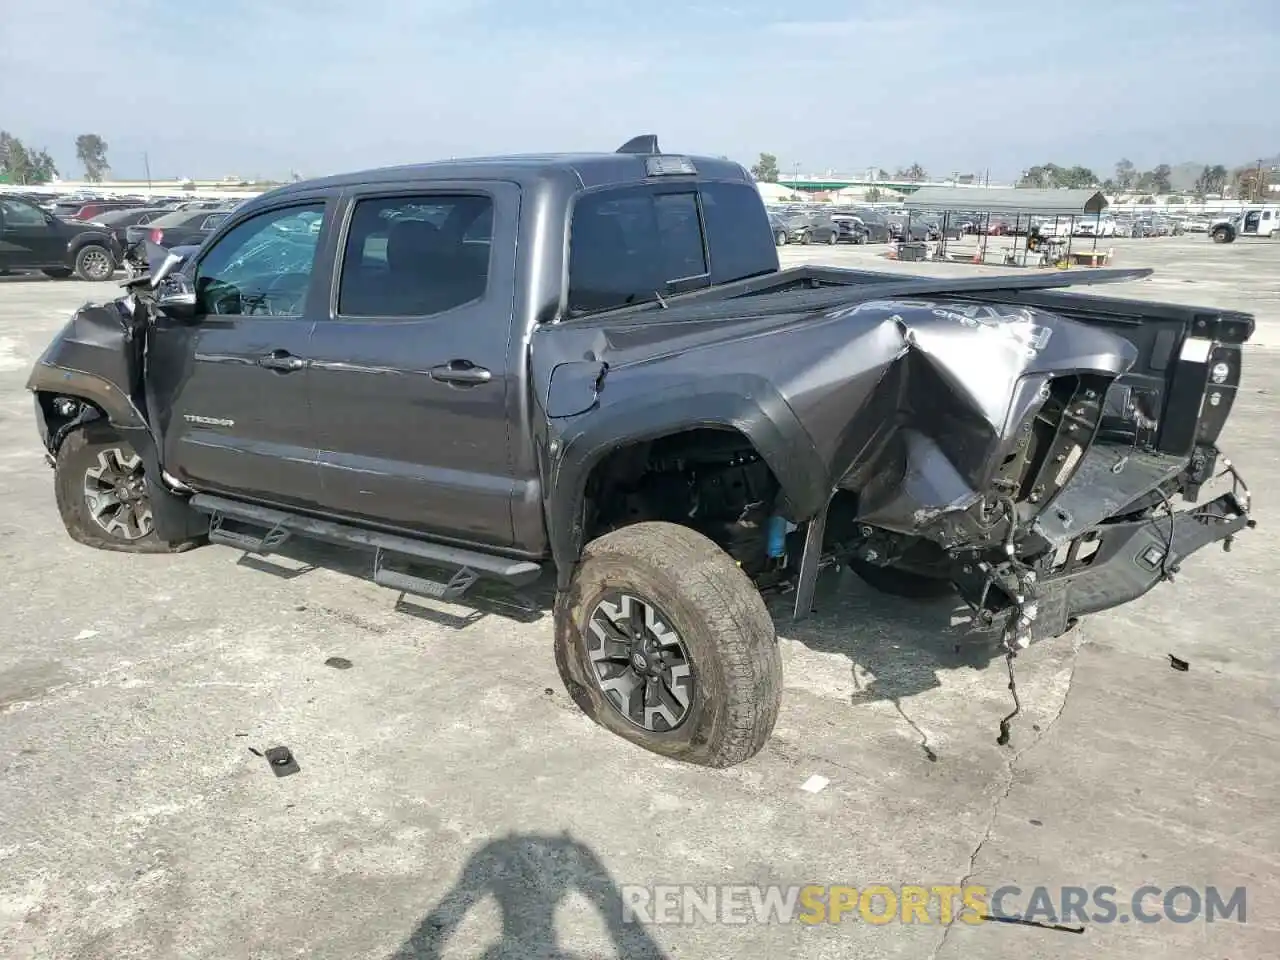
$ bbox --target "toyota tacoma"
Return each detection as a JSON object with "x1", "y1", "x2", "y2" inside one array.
[{"x1": 26, "y1": 136, "x2": 1255, "y2": 767}]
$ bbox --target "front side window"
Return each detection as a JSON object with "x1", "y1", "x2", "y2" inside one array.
[
  {"x1": 194, "y1": 203, "x2": 325, "y2": 317},
  {"x1": 337, "y1": 194, "x2": 493, "y2": 318},
  {"x1": 0, "y1": 198, "x2": 46, "y2": 228}
]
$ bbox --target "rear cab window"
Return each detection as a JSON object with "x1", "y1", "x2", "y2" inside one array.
[{"x1": 567, "y1": 179, "x2": 777, "y2": 317}]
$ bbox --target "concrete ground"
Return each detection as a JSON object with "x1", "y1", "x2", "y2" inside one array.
[{"x1": 1, "y1": 237, "x2": 1277, "y2": 959}]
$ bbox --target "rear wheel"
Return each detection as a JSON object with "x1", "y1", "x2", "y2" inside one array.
[
  {"x1": 73, "y1": 244, "x2": 115, "y2": 281},
  {"x1": 555, "y1": 522, "x2": 782, "y2": 768},
  {"x1": 827, "y1": 230, "x2": 838, "y2": 245},
  {"x1": 54, "y1": 422, "x2": 198, "y2": 553}
]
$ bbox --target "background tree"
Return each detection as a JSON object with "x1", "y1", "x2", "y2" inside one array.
[
  {"x1": 26, "y1": 148, "x2": 57, "y2": 183},
  {"x1": 1151, "y1": 163, "x2": 1173, "y2": 194},
  {"x1": 1136, "y1": 195, "x2": 1156, "y2": 205},
  {"x1": 865, "y1": 187, "x2": 883, "y2": 202},
  {"x1": 876, "y1": 167, "x2": 891, "y2": 180},
  {"x1": 1207, "y1": 164, "x2": 1229, "y2": 195},
  {"x1": 1114, "y1": 158, "x2": 1136, "y2": 192},
  {"x1": 1165, "y1": 195, "x2": 1186, "y2": 204},
  {"x1": 0, "y1": 131, "x2": 29, "y2": 183},
  {"x1": 750, "y1": 152, "x2": 778, "y2": 183},
  {"x1": 0, "y1": 131, "x2": 56, "y2": 184},
  {"x1": 75, "y1": 133, "x2": 110, "y2": 181},
  {"x1": 1231, "y1": 164, "x2": 1270, "y2": 201},
  {"x1": 895, "y1": 163, "x2": 926, "y2": 181}
]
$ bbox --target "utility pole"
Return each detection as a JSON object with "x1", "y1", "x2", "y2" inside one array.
[
  {"x1": 144, "y1": 152, "x2": 153, "y2": 197},
  {"x1": 1255, "y1": 159, "x2": 1264, "y2": 202}
]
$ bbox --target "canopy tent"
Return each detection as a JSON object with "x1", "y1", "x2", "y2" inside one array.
[{"x1": 905, "y1": 187, "x2": 1108, "y2": 215}]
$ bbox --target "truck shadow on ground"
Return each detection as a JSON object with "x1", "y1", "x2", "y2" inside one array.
[
  {"x1": 772, "y1": 568, "x2": 1004, "y2": 762},
  {"x1": 388, "y1": 832, "x2": 668, "y2": 960},
  {"x1": 229, "y1": 540, "x2": 1001, "y2": 760}
]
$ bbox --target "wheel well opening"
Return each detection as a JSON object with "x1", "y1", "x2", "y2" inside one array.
[
  {"x1": 37, "y1": 391, "x2": 107, "y2": 452},
  {"x1": 581, "y1": 428, "x2": 783, "y2": 574}
]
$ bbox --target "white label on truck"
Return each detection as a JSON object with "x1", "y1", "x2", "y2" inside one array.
[{"x1": 1179, "y1": 338, "x2": 1212, "y2": 363}]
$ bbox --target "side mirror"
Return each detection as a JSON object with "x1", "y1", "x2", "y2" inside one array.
[{"x1": 156, "y1": 274, "x2": 198, "y2": 319}]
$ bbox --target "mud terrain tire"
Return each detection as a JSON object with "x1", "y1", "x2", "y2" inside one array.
[
  {"x1": 555, "y1": 522, "x2": 782, "y2": 768},
  {"x1": 55, "y1": 422, "x2": 200, "y2": 553}
]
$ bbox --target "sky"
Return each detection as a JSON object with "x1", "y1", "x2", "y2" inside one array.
[{"x1": 2, "y1": 0, "x2": 1278, "y2": 183}]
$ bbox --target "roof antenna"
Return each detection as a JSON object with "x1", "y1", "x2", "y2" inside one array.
[{"x1": 616, "y1": 135, "x2": 660, "y2": 155}]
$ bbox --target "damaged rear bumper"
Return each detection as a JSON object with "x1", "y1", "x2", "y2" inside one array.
[{"x1": 1029, "y1": 488, "x2": 1253, "y2": 642}]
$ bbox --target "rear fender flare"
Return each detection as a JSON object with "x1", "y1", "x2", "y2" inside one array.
[{"x1": 545, "y1": 380, "x2": 829, "y2": 587}]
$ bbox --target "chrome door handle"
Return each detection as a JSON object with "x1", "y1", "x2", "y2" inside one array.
[
  {"x1": 430, "y1": 361, "x2": 491, "y2": 385},
  {"x1": 259, "y1": 351, "x2": 306, "y2": 372}
]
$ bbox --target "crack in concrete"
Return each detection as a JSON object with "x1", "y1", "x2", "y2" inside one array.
[{"x1": 927, "y1": 638, "x2": 1083, "y2": 959}]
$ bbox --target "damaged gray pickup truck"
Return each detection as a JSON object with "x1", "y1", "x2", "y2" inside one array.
[{"x1": 27, "y1": 136, "x2": 1255, "y2": 767}]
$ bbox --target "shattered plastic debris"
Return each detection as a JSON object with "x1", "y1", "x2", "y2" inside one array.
[
  {"x1": 324, "y1": 656, "x2": 354, "y2": 670},
  {"x1": 1168, "y1": 654, "x2": 1190, "y2": 672},
  {"x1": 799, "y1": 775, "x2": 830, "y2": 794}
]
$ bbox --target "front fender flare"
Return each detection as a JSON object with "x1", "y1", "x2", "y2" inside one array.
[
  {"x1": 27, "y1": 362, "x2": 149, "y2": 438},
  {"x1": 544, "y1": 377, "x2": 829, "y2": 587}
]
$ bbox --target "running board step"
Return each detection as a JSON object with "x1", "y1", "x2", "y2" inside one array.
[
  {"x1": 373, "y1": 548, "x2": 480, "y2": 601},
  {"x1": 190, "y1": 494, "x2": 541, "y2": 586},
  {"x1": 209, "y1": 512, "x2": 292, "y2": 554}
]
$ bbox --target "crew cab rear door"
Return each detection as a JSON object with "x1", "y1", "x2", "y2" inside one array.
[
  {"x1": 145, "y1": 196, "x2": 335, "y2": 508},
  {"x1": 304, "y1": 181, "x2": 521, "y2": 547}
]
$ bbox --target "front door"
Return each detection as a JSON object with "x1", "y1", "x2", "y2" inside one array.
[
  {"x1": 0, "y1": 198, "x2": 63, "y2": 269},
  {"x1": 146, "y1": 199, "x2": 333, "y2": 509},
  {"x1": 305, "y1": 183, "x2": 520, "y2": 547},
  {"x1": 1242, "y1": 210, "x2": 1261, "y2": 235}
]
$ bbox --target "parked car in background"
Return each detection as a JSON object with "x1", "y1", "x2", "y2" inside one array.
[
  {"x1": 1073, "y1": 216, "x2": 1118, "y2": 238},
  {"x1": 52, "y1": 199, "x2": 144, "y2": 221},
  {"x1": 0, "y1": 195, "x2": 121, "y2": 280},
  {"x1": 851, "y1": 209, "x2": 893, "y2": 242},
  {"x1": 770, "y1": 208, "x2": 839, "y2": 245},
  {"x1": 884, "y1": 213, "x2": 931, "y2": 241},
  {"x1": 1183, "y1": 217, "x2": 1211, "y2": 234},
  {"x1": 87, "y1": 207, "x2": 173, "y2": 254},
  {"x1": 125, "y1": 208, "x2": 233, "y2": 250},
  {"x1": 1210, "y1": 205, "x2": 1280, "y2": 242}
]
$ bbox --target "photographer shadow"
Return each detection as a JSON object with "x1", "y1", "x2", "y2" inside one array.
[{"x1": 390, "y1": 832, "x2": 667, "y2": 960}]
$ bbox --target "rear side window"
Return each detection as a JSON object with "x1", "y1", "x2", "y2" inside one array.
[
  {"x1": 567, "y1": 188, "x2": 708, "y2": 315},
  {"x1": 567, "y1": 181, "x2": 776, "y2": 316},
  {"x1": 337, "y1": 194, "x2": 494, "y2": 317}
]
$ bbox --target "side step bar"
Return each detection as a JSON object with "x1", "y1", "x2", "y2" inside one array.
[{"x1": 191, "y1": 494, "x2": 542, "y2": 600}]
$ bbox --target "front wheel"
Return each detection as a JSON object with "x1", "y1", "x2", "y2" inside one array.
[
  {"x1": 73, "y1": 244, "x2": 115, "y2": 281},
  {"x1": 799, "y1": 232, "x2": 811, "y2": 245},
  {"x1": 775, "y1": 230, "x2": 787, "y2": 247},
  {"x1": 827, "y1": 230, "x2": 838, "y2": 245},
  {"x1": 1212, "y1": 226, "x2": 1234, "y2": 244},
  {"x1": 555, "y1": 522, "x2": 782, "y2": 768},
  {"x1": 54, "y1": 422, "x2": 199, "y2": 553}
]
